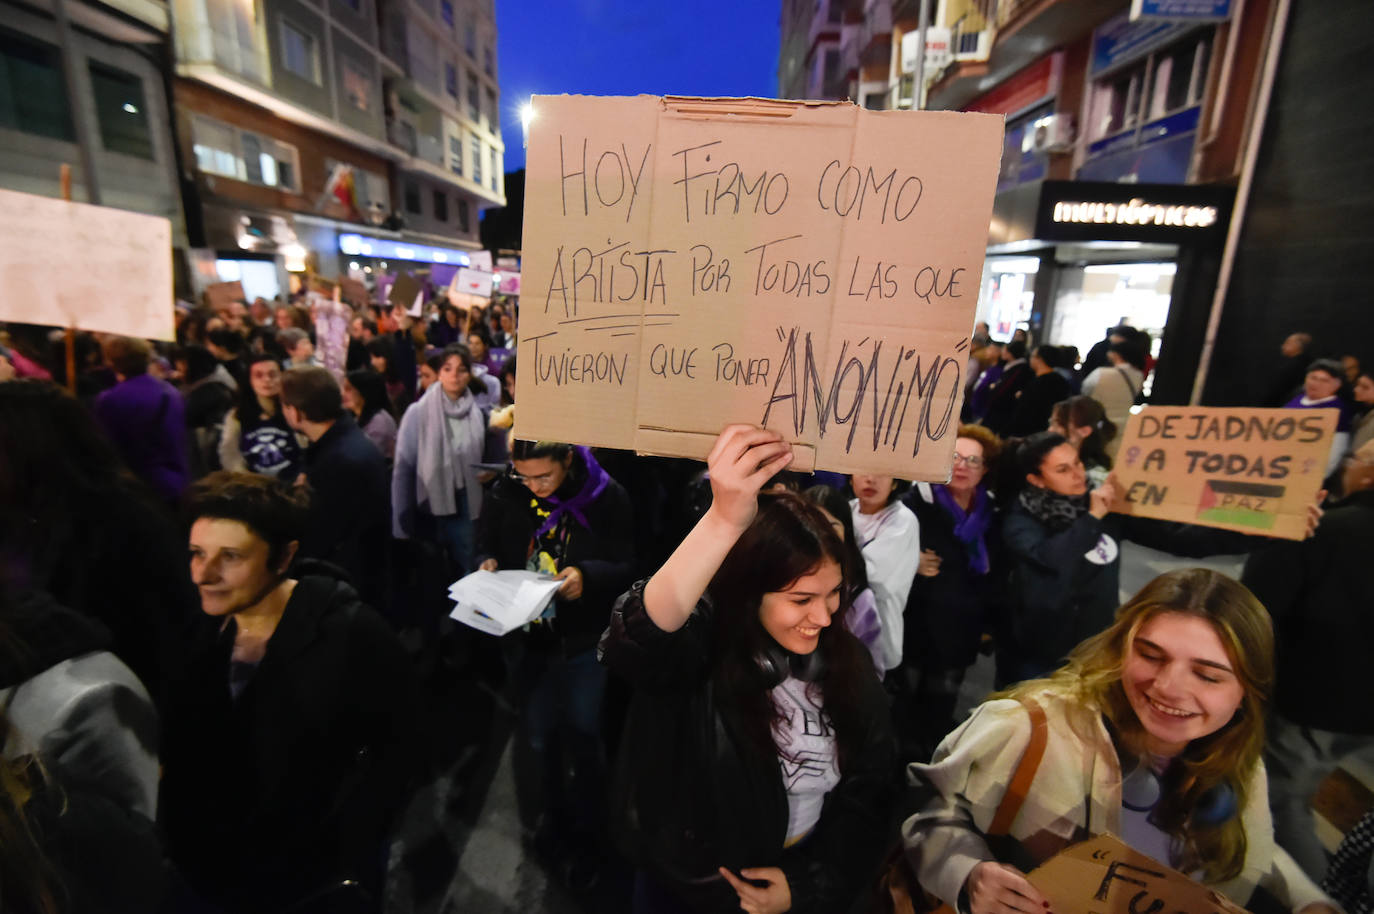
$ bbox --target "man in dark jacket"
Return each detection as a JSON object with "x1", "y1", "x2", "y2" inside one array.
[
  {"x1": 281, "y1": 366, "x2": 391, "y2": 613},
  {"x1": 1243, "y1": 440, "x2": 1374, "y2": 882},
  {"x1": 1005, "y1": 345, "x2": 1072, "y2": 436},
  {"x1": 981, "y1": 340, "x2": 1032, "y2": 437},
  {"x1": 476, "y1": 442, "x2": 633, "y2": 886}
]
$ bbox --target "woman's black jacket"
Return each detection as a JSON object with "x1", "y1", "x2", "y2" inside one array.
[
  {"x1": 476, "y1": 462, "x2": 634, "y2": 657},
  {"x1": 598, "y1": 582, "x2": 896, "y2": 914}
]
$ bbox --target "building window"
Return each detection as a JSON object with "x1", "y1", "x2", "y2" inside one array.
[
  {"x1": 483, "y1": 44, "x2": 493, "y2": 76},
  {"x1": 466, "y1": 70, "x2": 479, "y2": 121},
  {"x1": 440, "y1": 0, "x2": 453, "y2": 26},
  {"x1": 1147, "y1": 34, "x2": 1210, "y2": 121},
  {"x1": 192, "y1": 115, "x2": 300, "y2": 191},
  {"x1": 0, "y1": 29, "x2": 74, "y2": 141},
  {"x1": 88, "y1": 61, "x2": 153, "y2": 159},
  {"x1": 280, "y1": 19, "x2": 319, "y2": 84},
  {"x1": 489, "y1": 147, "x2": 497, "y2": 192},
  {"x1": 433, "y1": 190, "x2": 448, "y2": 221},
  {"x1": 1090, "y1": 61, "x2": 1145, "y2": 140},
  {"x1": 464, "y1": 22, "x2": 476, "y2": 57},
  {"x1": 448, "y1": 133, "x2": 463, "y2": 175},
  {"x1": 342, "y1": 58, "x2": 371, "y2": 111},
  {"x1": 470, "y1": 135, "x2": 482, "y2": 185},
  {"x1": 444, "y1": 62, "x2": 457, "y2": 98},
  {"x1": 486, "y1": 88, "x2": 498, "y2": 130},
  {"x1": 403, "y1": 179, "x2": 420, "y2": 214},
  {"x1": 457, "y1": 198, "x2": 470, "y2": 233}
]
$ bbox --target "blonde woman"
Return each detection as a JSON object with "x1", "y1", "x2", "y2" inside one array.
[{"x1": 903, "y1": 569, "x2": 1338, "y2": 914}]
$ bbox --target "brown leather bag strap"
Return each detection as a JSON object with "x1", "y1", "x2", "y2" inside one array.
[{"x1": 987, "y1": 697, "x2": 1048, "y2": 836}]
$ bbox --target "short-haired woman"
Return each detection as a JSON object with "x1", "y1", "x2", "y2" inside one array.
[
  {"x1": 904, "y1": 568, "x2": 1338, "y2": 914},
  {"x1": 161, "y1": 471, "x2": 421, "y2": 913}
]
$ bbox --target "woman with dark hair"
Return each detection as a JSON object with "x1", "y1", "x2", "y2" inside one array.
[
  {"x1": 162, "y1": 471, "x2": 421, "y2": 913},
  {"x1": 0, "y1": 380, "x2": 198, "y2": 705},
  {"x1": 343, "y1": 368, "x2": 397, "y2": 460},
  {"x1": 428, "y1": 302, "x2": 465, "y2": 348},
  {"x1": 476, "y1": 439, "x2": 633, "y2": 888},
  {"x1": 849, "y1": 472, "x2": 919, "y2": 674},
  {"x1": 392, "y1": 343, "x2": 490, "y2": 574},
  {"x1": 1000, "y1": 432, "x2": 1121, "y2": 684},
  {"x1": 1351, "y1": 371, "x2": 1374, "y2": 453},
  {"x1": 366, "y1": 336, "x2": 412, "y2": 415},
  {"x1": 177, "y1": 343, "x2": 237, "y2": 478},
  {"x1": 218, "y1": 353, "x2": 304, "y2": 479},
  {"x1": 900, "y1": 424, "x2": 1007, "y2": 758},
  {"x1": 1049, "y1": 395, "x2": 1116, "y2": 486},
  {"x1": 905, "y1": 569, "x2": 1337, "y2": 914},
  {"x1": 602, "y1": 425, "x2": 895, "y2": 914},
  {"x1": 802, "y1": 485, "x2": 883, "y2": 670}
]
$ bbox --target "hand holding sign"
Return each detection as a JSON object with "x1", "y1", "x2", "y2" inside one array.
[
  {"x1": 706, "y1": 425, "x2": 794, "y2": 533},
  {"x1": 967, "y1": 861, "x2": 1048, "y2": 914}
]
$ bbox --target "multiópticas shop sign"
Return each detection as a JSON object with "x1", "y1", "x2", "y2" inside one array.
[{"x1": 1033, "y1": 180, "x2": 1235, "y2": 245}]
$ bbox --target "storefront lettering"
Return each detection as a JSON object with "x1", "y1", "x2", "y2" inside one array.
[{"x1": 1052, "y1": 199, "x2": 1218, "y2": 228}]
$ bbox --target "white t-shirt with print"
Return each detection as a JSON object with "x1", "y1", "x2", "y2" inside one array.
[{"x1": 771, "y1": 676, "x2": 841, "y2": 844}]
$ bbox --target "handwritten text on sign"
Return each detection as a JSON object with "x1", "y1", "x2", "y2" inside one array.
[
  {"x1": 1110, "y1": 406, "x2": 1336, "y2": 540},
  {"x1": 515, "y1": 95, "x2": 1004, "y2": 479}
]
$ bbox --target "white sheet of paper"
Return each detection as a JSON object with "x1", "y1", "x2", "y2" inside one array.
[{"x1": 447, "y1": 570, "x2": 563, "y2": 635}]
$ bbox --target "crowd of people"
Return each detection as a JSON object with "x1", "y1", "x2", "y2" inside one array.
[{"x1": 0, "y1": 297, "x2": 1371, "y2": 914}]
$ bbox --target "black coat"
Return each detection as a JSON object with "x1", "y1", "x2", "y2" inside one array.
[
  {"x1": 1006, "y1": 370, "x2": 1072, "y2": 437},
  {"x1": 159, "y1": 572, "x2": 423, "y2": 911},
  {"x1": 299, "y1": 413, "x2": 391, "y2": 611},
  {"x1": 476, "y1": 458, "x2": 634, "y2": 656},
  {"x1": 599, "y1": 585, "x2": 890, "y2": 912},
  {"x1": 1244, "y1": 489, "x2": 1374, "y2": 733},
  {"x1": 600, "y1": 583, "x2": 896, "y2": 914},
  {"x1": 982, "y1": 362, "x2": 1032, "y2": 437},
  {"x1": 903, "y1": 487, "x2": 1006, "y2": 670}
]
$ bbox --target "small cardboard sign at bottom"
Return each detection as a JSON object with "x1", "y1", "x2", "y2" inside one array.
[{"x1": 1029, "y1": 835, "x2": 1250, "y2": 914}]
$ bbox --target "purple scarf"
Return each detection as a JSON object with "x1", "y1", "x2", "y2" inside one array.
[
  {"x1": 534, "y1": 446, "x2": 611, "y2": 539},
  {"x1": 933, "y1": 484, "x2": 993, "y2": 575}
]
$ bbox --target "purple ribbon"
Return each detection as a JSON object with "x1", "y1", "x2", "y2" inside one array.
[{"x1": 533, "y1": 446, "x2": 611, "y2": 539}]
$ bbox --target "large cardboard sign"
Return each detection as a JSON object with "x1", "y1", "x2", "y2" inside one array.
[
  {"x1": 0, "y1": 188, "x2": 174, "y2": 340},
  {"x1": 1029, "y1": 835, "x2": 1249, "y2": 914},
  {"x1": 1110, "y1": 406, "x2": 1336, "y2": 541},
  {"x1": 516, "y1": 95, "x2": 1003, "y2": 478}
]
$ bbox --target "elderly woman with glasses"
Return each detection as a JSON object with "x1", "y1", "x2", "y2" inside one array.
[{"x1": 897, "y1": 424, "x2": 1008, "y2": 760}]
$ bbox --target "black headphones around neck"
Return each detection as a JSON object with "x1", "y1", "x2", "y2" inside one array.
[{"x1": 754, "y1": 642, "x2": 827, "y2": 688}]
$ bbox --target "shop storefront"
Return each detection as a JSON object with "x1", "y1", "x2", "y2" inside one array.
[{"x1": 975, "y1": 179, "x2": 1234, "y2": 394}]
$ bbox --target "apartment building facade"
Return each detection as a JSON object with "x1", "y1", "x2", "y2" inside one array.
[
  {"x1": 172, "y1": 0, "x2": 504, "y2": 298},
  {"x1": 782, "y1": 0, "x2": 1363, "y2": 406}
]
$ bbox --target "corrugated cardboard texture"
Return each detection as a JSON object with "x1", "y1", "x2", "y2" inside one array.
[
  {"x1": 1111, "y1": 406, "x2": 1337, "y2": 541},
  {"x1": 516, "y1": 95, "x2": 1003, "y2": 480}
]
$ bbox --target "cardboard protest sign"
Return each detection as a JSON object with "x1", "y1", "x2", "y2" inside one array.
[
  {"x1": 204, "y1": 280, "x2": 245, "y2": 311},
  {"x1": 387, "y1": 272, "x2": 423, "y2": 315},
  {"x1": 453, "y1": 267, "x2": 493, "y2": 298},
  {"x1": 339, "y1": 277, "x2": 370, "y2": 306},
  {"x1": 1028, "y1": 834, "x2": 1250, "y2": 914},
  {"x1": 0, "y1": 187, "x2": 174, "y2": 340},
  {"x1": 1110, "y1": 406, "x2": 1336, "y2": 541},
  {"x1": 515, "y1": 95, "x2": 1003, "y2": 478}
]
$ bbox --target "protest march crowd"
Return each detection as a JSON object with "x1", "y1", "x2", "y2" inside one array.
[{"x1": 1, "y1": 291, "x2": 1373, "y2": 914}]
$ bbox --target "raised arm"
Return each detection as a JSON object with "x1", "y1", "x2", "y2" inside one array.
[{"x1": 641, "y1": 425, "x2": 792, "y2": 633}]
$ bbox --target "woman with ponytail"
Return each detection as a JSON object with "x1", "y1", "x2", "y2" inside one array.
[{"x1": 903, "y1": 568, "x2": 1338, "y2": 914}]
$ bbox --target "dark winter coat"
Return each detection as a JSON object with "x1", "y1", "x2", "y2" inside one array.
[
  {"x1": 904, "y1": 486, "x2": 1006, "y2": 670},
  {"x1": 599, "y1": 583, "x2": 896, "y2": 914},
  {"x1": 159, "y1": 571, "x2": 423, "y2": 912},
  {"x1": 1243, "y1": 489, "x2": 1374, "y2": 733},
  {"x1": 299, "y1": 413, "x2": 392, "y2": 612},
  {"x1": 476, "y1": 453, "x2": 634, "y2": 656}
]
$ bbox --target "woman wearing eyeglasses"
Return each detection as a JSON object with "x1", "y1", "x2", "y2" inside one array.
[
  {"x1": 475, "y1": 439, "x2": 634, "y2": 889},
  {"x1": 899, "y1": 424, "x2": 1007, "y2": 759}
]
